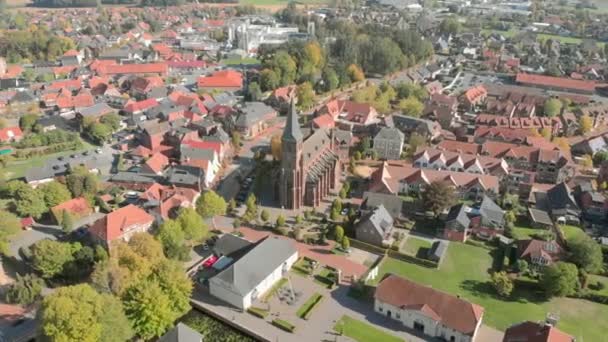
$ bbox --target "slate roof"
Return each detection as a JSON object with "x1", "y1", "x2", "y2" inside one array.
[
  {"x1": 158, "y1": 323, "x2": 203, "y2": 342},
  {"x1": 445, "y1": 204, "x2": 470, "y2": 231},
  {"x1": 546, "y1": 182, "x2": 579, "y2": 211},
  {"x1": 236, "y1": 102, "x2": 276, "y2": 127},
  {"x1": 478, "y1": 195, "x2": 505, "y2": 227},
  {"x1": 362, "y1": 192, "x2": 404, "y2": 220},
  {"x1": 283, "y1": 98, "x2": 303, "y2": 143},
  {"x1": 166, "y1": 165, "x2": 203, "y2": 187},
  {"x1": 213, "y1": 234, "x2": 254, "y2": 258},
  {"x1": 358, "y1": 204, "x2": 394, "y2": 237},
  {"x1": 374, "y1": 127, "x2": 405, "y2": 142},
  {"x1": 211, "y1": 237, "x2": 297, "y2": 296},
  {"x1": 528, "y1": 208, "x2": 553, "y2": 226},
  {"x1": 428, "y1": 240, "x2": 448, "y2": 260}
]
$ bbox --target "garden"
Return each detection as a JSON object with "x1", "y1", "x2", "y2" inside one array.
[{"x1": 333, "y1": 315, "x2": 403, "y2": 342}]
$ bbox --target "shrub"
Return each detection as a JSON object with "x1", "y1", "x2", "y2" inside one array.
[
  {"x1": 247, "y1": 307, "x2": 269, "y2": 319},
  {"x1": 296, "y1": 293, "x2": 324, "y2": 320},
  {"x1": 272, "y1": 318, "x2": 295, "y2": 333}
]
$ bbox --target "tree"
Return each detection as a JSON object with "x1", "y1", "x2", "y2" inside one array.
[
  {"x1": 260, "y1": 68, "x2": 280, "y2": 91},
  {"x1": 579, "y1": 114, "x2": 593, "y2": 133},
  {"x1": 516, "y1": 259, "x2": 528, "y2": 274},
  {"x1": 260, "y1": 209, "x2": 270, "y2": 223},
  {"x1": 581, "y1": 154, "x2": 593, "y2": 168},
  {"x1": 227, "y1": 199, "x2": 236, "y2": 215},
  {"x1": 540, "y1": 127, "x2": 552, "y2": 139},
  {"x1": 321, "y1": 67, "x2": 340, "y2": 92},
  {"x1": 13, "y1": 184, "x2": 47, "y2": 219},
  {"x1": 543, "y1": 98, "x2": 562, "y2": 117},
  {"x1": 0, "y1": 210, "x2": 21, "y2": 255},
  {"x1": 247, "y1": 81, "x2": 262, "y2": 101},
  {"x1": 594, "y1": 150, "x2": 608, "y2": 165},
  {"x1": 339, "y1": 187, "x2": 347, "y2": 199},
  {"x1": 304, "y1": 41, "x2": 324, "y2": 68},
  {"x1": 341, "y1": 236, "x2": 350, "y2": 250},
  {"x1": 158, "y1": 219, "x2": 189, "y2": 261},
  {"x1": 86, "y1": 122, "x2": 112, "y2": 144},
  {"x1": 196, "y1": 191, "x2": 227, "y2": 218},
  {"x1": 347, "y1": 64, "x2": 365, "y2": 82},
  {"x1": 295, "y1": 215, "x2": 303, "y2": 225},
  {"x1": 128, "y1": 233, "x2": 165, "y2": 261},
  {"x1": 176, "y1": 207, "x2": 207, "y2": 242},
  {"x1": 231, "y1": 131, "x2": 241, "y2": 150},
  {"x1": 422, "y1": 181, "x2": 456, "y2": 217},
  {"x1": 61, "y1": 210, "x2": 75, "y2": 233},
  {"x1": 552, "y1": 137, "x2": 570, "y2": 152},
  {"x1": 5, "y1": 273, "x2": 44, "y2": 305},
  {"x1": 39, "y1": 181, "x2": 72, "y2": 208},
  {"x1": 354, "y1": 151, "x2": 362, "y2": 160},
  {"x1": 569, "y1": 234, "x2": 603, "y2": 273},
  {"x1": 541, "y1": 262, "x2": 579, "y2": 298},
  {"x1": 19, "y1": 113, "x2": 39, "y2": 132},
  {"x1": 242, "y1": 194, "x2": 258, "y2": 223},
  {"x1": 297, "y1": 82, "x2": 315, "y2": 109},
  {"x1": 407, "y1": 133, "x2": 426, "y2": 156},
  {"x1": 399, "y1": 96, "x2": 424, "y2": 117},
  {"x1": 491, "y1": 271, "x2": 513, "y2": 297},
  {"x1": 439, "y1": 17, "x2": 461, "y2": 35},
  {"x1": 270, "y1": 134, "x2": 282, "y2": 160},
  {"x1": 41, "y1": 283, "x2": 133, "y2": 342},
  {"x1": 31, "y1": 240, "x2": 77, "y2": 279},
  {"x1": 124, "y1": 280, "x2": 179, "y2": 340},
  {"x1": 99, "y1": 113, "x2": 121, "y2": 131},
  {"x1": 334, "y1": 225, "x2": 345, "y2": 243},
  {"x1": 276, "y1": 214, "x2": 286, "y2": 227}
]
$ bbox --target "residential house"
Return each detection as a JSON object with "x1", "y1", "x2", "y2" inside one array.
[
  {"x1": 515, "y1": 72, "x2": 596, "y2": 94},
  {"x1": 180, "y1": 143, "x2": 221, "y2": 187},
  {"x1": 361, "y1": 192, "x2": 406, "y2": 222},
  {"x1": 532, "y1": 182, "x2": 581, "y2": 224},
  {"x1": 140, "y1": 152, "x2": 170, "y2": 175},
  {"x1": 388, "y1": 114, "x2": 442, "y2": 141},
  {"x1": 516, "y1": 239, "x2": 565, "y2": 268},
  {"x1": 140, "y1": 120, "x2": 170, "y2": 150},
  {"x1": 234, "y1": 102, "x2": 278, "y2": 138},
  {"x1": 427, "y1": 240, "x2": 448, "y2": 263},
  {"x1": 468, "y1": 195, "x2": 505, "y2": 240},
  {"x1": 97, "y1": 63, "x2": 169, "y2": 77},
  {"x1": 89, "y1": 204, "x2": 155, "y2": 248},
  {"x1": 424, "y1": 93, "x2": 458, "y2": 129},
  {"x1": 355, "y1": 204, "x2": 394, "y2": 247},
  {"x1": 460, "y1": 85, "x2": 487, "y2": 111},
  {"x1": 443, "y1": 204, "x2": 470, "y2": 242},
  {"x1": 209, "y1": 237, "x2": 298, "y2": 310},
  {"x1": 370, "y1": 162, "x2": 500, "y2": 201},
  {"x1": 197, "y1": 70, "x2": 243, "y2": 92},
  {"x1": 373, "y1": 127, "x2": 405, "y2": 160},
  {"x1": 412, "y1": 147, "x2": 508, "y2": 177},
  {"x1": 0, "y1": 126, "x2": 23, "y2": 143},
  {"x1": 50, "y1": 197, "x2": 94, "y2": 224},
  {"x1": 503, "y1": 321, "x2": 575, "y2": 342},
  {"x1": 375, "y1": 275, "x2": 484, "y2": 342},
  {"x1": 140, "y1": 183, "x2": 200, "y2": 220},
  {"x1": 166, "y1": 165, "x2": 205, "y2": 191},
  {"x1": 267, "y1": 85, "x2": 296, "y2": 113},
  {"x1": 316, "y1": 99, "x2": 379, "y2": 132}
]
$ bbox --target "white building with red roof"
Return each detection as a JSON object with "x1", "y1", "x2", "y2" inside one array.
[
  {"x1": 89, "y1": 204, "x2": 154, "y2": 247},
  {"x1": 375, "y1": 275, "x2": 484, "y2": 342}
]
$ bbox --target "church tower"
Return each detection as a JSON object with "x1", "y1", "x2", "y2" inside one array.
[{"x1": 279, "y1": 98, "x2": 304, "y2": 209}]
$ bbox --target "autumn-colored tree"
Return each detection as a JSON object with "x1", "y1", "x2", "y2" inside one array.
[
  {"x1": 297, "y1": 82, "x2": 315, "y2": 109},
  {"x1": 304, "y1": 41, "x2": 324, "y2": 68},
  {"x1": 347, "y1": 64, "x2": 365, "y2": 82},
  {"x1": 552, "y1": 137, "x2": 570, "y2": 152},
  {"x1": 540, "y1": 127, "x2": 552, "y2": 140},
  {"x1": 581, "y1": 154, "x2": 593, "y2": 168},
  {"x1": 270, "y1": 134, "x2": 282, "y2": 160},
  {"x1": 579, "y1": 114, "x2": 593, "y2": 134}
]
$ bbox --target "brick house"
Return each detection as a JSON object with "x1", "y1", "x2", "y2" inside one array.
[{"x1": 89, "y1": 204, "x2": 155, "y2": 248}]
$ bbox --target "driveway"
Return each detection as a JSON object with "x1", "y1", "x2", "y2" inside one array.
[{"x1": 9, "y1": 224, "x2": 61, "y2": 261}]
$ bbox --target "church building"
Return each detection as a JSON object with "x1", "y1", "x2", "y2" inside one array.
[{"x1": 278, "y1": 99, "x2": 340, "y2": 209}]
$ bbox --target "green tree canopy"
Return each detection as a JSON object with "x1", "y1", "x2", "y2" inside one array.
[
  {"x1": 422, "y1": 180, "x2": 456, "y2": 217},
  {"x1": 0, "y1": 210, "x2": 21, "y2": 255},
  {"x1": 196, "y1": 190, "x2": 227, "y2": 218},
  {"x1": 157, "y1": 219, "x2": 189, "y2": 261},
  {"x1": 491, "y1": 271, "x2": 513, "y2": 297},
  {"x1": 568, "y1": 234, "x2": 603, "y2": 273},
  {"x1": 5, "y1": 273, "x2": 44, "y2": 305},
  {"x1": 399, "y1": 96, "x2": 424, "y2": 117},
  {"x1": 30, "y1": 240, "x2": 79, "y2": 279},
  {"x1": 541, "y1": 262, "x2": 579, "y2": 298},
  {"x1": 123, "y1": 280, "x2": 178, "y2": 340},
  {"x1": 543, "y1": 98, "x2": 563, "y2": 117},
  {"x1": 39, "y1": 181, "x2": 72, "y2": 208},
  {"x1": 297, "y1": 82, "x2": 315, "y2": 109},
  {"x1": 177, "y1": 207, "x2": 207, "y2": 242}
]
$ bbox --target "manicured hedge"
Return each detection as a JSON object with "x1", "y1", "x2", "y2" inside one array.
[
  {"x1": 386, "y1": 250, "x2": 438, "y2": 269},
  {"x1": 314, "y1": 274, "x2": 335, "y2": 289},
  {"x1": 272, "y1": 318, "x2": 296, "y2": 333},
  {"x1": 349, "y1": 237, "x2": 388, "y2": 255},
  {"x1": 247, "y1": 307, "x2": 269, "y2": 319},
  {"x1": 296, "y1": 293, "x2": 324, "y2": 320},
  {"x1": 571, "y1": 291, "x2": 608, "y2": 304}
]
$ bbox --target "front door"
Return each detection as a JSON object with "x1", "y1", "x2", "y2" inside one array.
[
  {"x1": 387, "y1": 310, "x2": 392, "y2": 318},
  {"x1": 414, "y1": 322, "x2": 424, "y2": 332}
]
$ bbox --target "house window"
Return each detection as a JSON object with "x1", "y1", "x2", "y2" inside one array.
[
  {"x1": 396, "y1": 312, "x2": 400, "y2": 319},
  {"x1": 378, "y1": 306, "x2": 383, "y2": 312}
]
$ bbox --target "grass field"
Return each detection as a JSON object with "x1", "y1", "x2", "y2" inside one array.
[
  {"x1": 221, "y1": 57, "x2": 261, "y2": 66},
  {"x1": 333, "y1": 315, "x2": 403, "y2": 342},
  {"x1": 2, "y1": 140, "x2": 94, "y2": 180},
  {"x1": 369, "y1": 242, "x2": 608, "y2": 341},
  {"x1": 238, "y1": 0, "x2": 326, "y2": 5},
  {"x1": 560, "y1": 225, "x2": 586, "y2": 241},
  {"x1": 401, "y1": 236, "x2": 431, "y2": 256}
]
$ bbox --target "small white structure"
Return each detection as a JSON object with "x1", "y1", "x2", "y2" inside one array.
[{"x1": 209, "y1": 237, "x2": 298, "y2": 310}]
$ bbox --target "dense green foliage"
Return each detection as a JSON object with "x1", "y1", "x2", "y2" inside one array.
[
  {"x1": 0, "y1": 28, "x2": 75, "y2": 63},
  {"x1": 541, "y1": 262, "x2": 580, "y2": 298},
  {"x1": 0, "y1": 210, "x2": 21, "y2": 255},
  {"x1": 181, "y1": 311, "x2": 256, "y2": 342},
  {"x1": 5, "y1": 273, "x2": 44, "y2": 305},
  {"x1": 196, "y1": 190, "x2": 227, "y2": 218}
]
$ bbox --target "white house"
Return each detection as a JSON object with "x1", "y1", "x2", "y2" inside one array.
[
  {"x1": 374, "y1": 275, "x2": 484, "y2": 342},
  {"x1": 209, "y1": 237, "x2": 298, "y2": 310}
]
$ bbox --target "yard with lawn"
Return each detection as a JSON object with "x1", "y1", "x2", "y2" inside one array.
[
  {"x1": 588, "y1": 275, "x2": 608, "y2": 296},
  {"x1": 369, "y1": 242, "x2": 608, "y2": 341},
  {"x1": 333, "y1": 315, "x2": 403, "y2": 342},
  {"x1": 220, "y1": 57, "x2": 261, "y2": 66},
  {"x1": 559, "y1": 225, "x2": 586, "y2": 241},
  {"x1": 401, "y1": 236, "x2": 431, "y2": 257}
]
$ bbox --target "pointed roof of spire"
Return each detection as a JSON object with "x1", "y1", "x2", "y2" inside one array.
[{"x1": 283, "y1": 97, "x2": 303, "y2": 142}]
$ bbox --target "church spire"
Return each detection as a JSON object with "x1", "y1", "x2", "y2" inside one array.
[{"x1": 282, "y1": 96, "x2": 303, "y2": 143}]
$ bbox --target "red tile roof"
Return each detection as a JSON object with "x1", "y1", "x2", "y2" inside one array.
[
  {"x1": 167, "y1": 60, "x2": 207, "y2": 69},
  {"x1": 0, "y1": 126, "x2": 23, "y2": 142},
  {"x1": 48, "y1": 79, "x2": 81, "y2": 90},
  {"x1": 98, "y1": 63, "x2": 168, "y2": 76},
  {"x1": 197, "y1": 70, "x2": 243, "y2": 89},
  {"x1": 312, "y1": 113, "x2": 335, "y2": 129},
  {"x1": 143, "y1": 152, "x2": 169, "y2": 174},
  {"x1": 503, "y1": 321, "x2": 574, "y2": 342},
  {"x1": 51, "y1": 197, "x2": 93, "y2": 219},
  {"x1": 124, "y1": 98, "x2": 159, "y2": 113},
  {"x1": 89, "y1": 204, "x2": 154, "y2": 243},
  {"x1": 182, "y1": 139, "x2": 222, "y2": 155},
  {"x1": 375, "y1": 275, "x2": 484, "y2": 336},
  {"x1": 516, "y1": 73, "x2": 596, "y2": 93}
]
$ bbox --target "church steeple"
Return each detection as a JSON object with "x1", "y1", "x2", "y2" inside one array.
[{"x1": 282, "y1": 97, "x2": 303, "y2": 143}]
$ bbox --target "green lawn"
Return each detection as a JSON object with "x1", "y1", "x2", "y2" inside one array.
[
  {"x1": 333, "y1": 315, "x2": 403, "y2": 342},
  {"x1": 220, "y1": 57, "x2": 260, "y2": 66},
  {"x1": 3, "y1": 140, "x2": 94, "y2": 180},
  {"x1": 512, "y1": 225, "x2": 542, "y2": 240},
  {"x1": 401, "y1": 236, "x2": 431, "y2": 256},
  {"x1": 480, "y1": 28, "x2": 518, "y2": 38},
  {"x1": 369, "y1": 243, "x2": 608, "y2": 341},
  {"x1": 560, "y1": 225, "x2": 585, "y2": 241},
  {"x1": 262, "y1": 277, "x2": 287, "y2": 302}
]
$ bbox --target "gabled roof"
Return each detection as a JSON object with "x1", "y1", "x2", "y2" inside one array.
[
  {"x1": 357, "y1": 204, "x2": 394, "y2": 238},
  {"x1": 158, "y1": 323, "x2": 203, "y2": 342},
  {"x1": 375, "y1": 275, "x2": 484, "y2": 336},
  {"x1": 211, "y1": 237, "x2": 297, "y2": 296},
  {"x1": 445, "y1": 204, "x2": 470, "y2": 230},
  {"x1": 89, "y1": 204, "x2": 154, "y2": 243},
  {"x1": 504, "y1": 321, "x2": 574, "y2": 342}
]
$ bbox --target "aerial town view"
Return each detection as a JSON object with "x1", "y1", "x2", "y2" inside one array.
[{"x1": 1, "y1": 0, "x2": 608, "y2": 341}]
